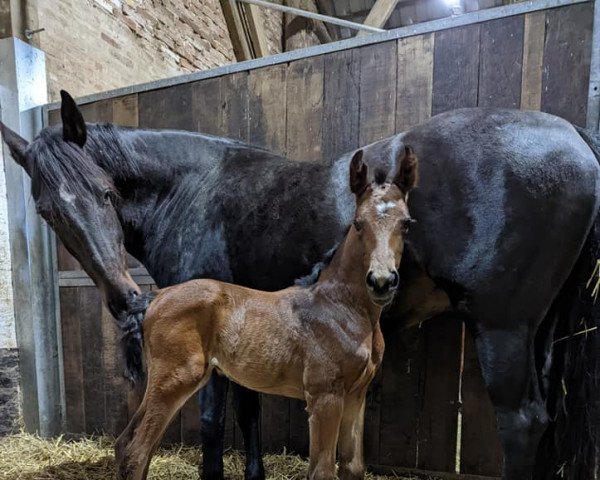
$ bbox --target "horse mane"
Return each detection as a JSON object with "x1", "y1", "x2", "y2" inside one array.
[{"x1": 294, "y1": 225, "x2": 350, "y2": 287}]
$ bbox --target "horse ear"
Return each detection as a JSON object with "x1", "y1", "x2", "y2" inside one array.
[
  {"x1": 0, "y1": 122, "x2": 32, "y2": 175},
  {"x1": 393, "y1": 145, "x2": 418, "y2": 194},
  {"x1": 60, "y1": 90, "x2": 87, "y2": 147},
  {"x1": 349, "y1": 149, "x2": 368, "y2": 196}
]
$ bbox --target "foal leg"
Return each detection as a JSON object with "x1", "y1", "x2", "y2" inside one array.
[
  {"x1": 306, "y1": 391, "x2": 344, "y2": 480},
  {"x1": 232, "y1": 383, "x2": 265, "y2": 480},
  {"x1": 472, "y1": 326, "x2": 548, "y2": 480},
  {"x1": 116, "y1": 359, "x2": 209, "y2": 480},
  {"x1": 338, "y1": 391, "x2": 367, "y2": 480},
  {"x1": 200, "y1": 371, "x2": 230, "y2": 480}
]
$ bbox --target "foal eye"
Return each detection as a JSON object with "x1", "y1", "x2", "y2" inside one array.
[
  {"x1": 353, "y1": 220, "x2": 363, "y2": 232},
  {"x1": 401, "y1": 218, "x2": 416, "y2": 233}
]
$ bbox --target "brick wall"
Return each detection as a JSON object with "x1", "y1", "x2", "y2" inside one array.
[{"x1": 25, "y1": 0, "x2": 283, "y2": 102}]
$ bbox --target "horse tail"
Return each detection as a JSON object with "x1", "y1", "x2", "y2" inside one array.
[
  {"x1": 535, "y1": 126, "x2": 600, "y2": 479},
  {"x1": 119, "y1": 290, "x2": 158, "y2": 384}
]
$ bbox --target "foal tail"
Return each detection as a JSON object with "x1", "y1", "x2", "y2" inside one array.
[
  {"x1": 119, "y1": 291, "x2": 158, "y2": 384},
  {"x1": 536, "y1": 126, "x2": 600, "y2": 479}
]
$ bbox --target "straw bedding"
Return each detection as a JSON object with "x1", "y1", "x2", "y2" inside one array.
[{"x1": 0, "y1": 432, "x2": 436, "y2": 480}]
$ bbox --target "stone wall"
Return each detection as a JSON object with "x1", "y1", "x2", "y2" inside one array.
[{"x1": 23, "y1": 0, "x2": 283, "y2": 102}]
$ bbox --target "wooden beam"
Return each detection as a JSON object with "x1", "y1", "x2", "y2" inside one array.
[
  {"x1": 220, "y1": 0, "x2": 252, "y2": 61},
  {"x1": 357, "y1": 0, "x2": 400, "y2": 36},
  {"x1": 240, "y1": 2, "x2": 270, "y2": 57}
]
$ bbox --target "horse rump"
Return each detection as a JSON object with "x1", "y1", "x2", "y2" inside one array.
[
  {"x1": 536, "y1": 128, "x2": 600, "y2": 479},
  {"x1": 118, "y1": 290, "x2": 158, "y2": 384}
]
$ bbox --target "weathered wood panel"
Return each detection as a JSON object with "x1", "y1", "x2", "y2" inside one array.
[{"x1": 521, "y1": 12, "x2": 546, "y2": 111}]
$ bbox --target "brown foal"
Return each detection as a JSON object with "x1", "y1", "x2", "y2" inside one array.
[{"x1": 115, "y1": 147, "x2": 418, "y2": 480}]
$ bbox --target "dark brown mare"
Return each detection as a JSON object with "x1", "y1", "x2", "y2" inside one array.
[{"x1": 114, "y1": 149, "x2": 417, "y2": 480}]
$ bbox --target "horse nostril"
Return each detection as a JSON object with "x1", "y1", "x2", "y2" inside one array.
[
  {"x1": 389, "y1": 271, "x2": 399, "y2": 288},
  {"x1": 366, "y1": 271, "x2": 376, "y2": 288}
]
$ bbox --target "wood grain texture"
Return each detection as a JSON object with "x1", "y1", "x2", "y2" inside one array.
[
  {"x1": 432, "y1": 25, "x2": 480, "y2": 114},
  {"x1": 521, "y1": 11, "x2": 546, "y2": 111},
  {"x1": 322, "y1": 49, "x2": 360, "y2": 160},
  {"x1": 192, "y1": 77, "x2": 223, "y2": 135},
  {"x1": 478, "y1": 16, "x2": 524, "y2": 108},
  {"x1": 541, "y1": 3, "x2": 594, "y2": 126},
  {"x1": 359, "y1": 41, "x2": 397, "y2": 144},
  {"x1": 286, "y1": 56, "x2": 324, "y2": 161},
  {"x1": 396, "y1": 33, "x2": 434, "y2": 132},
  {"x1": 460, "y1": 330, "x2": 503, "y2": 476},
  {"x1": 138, "y1": 83, "x2": 194, "y2": 130}
]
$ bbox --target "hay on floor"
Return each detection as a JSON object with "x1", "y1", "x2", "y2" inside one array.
[{"x1": 0, "y1": 432, "x2": 435, "y2": 480}]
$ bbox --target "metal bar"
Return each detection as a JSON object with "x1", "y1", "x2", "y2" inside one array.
[
  {"x1": 586, "y1": 0, "x2": 600, "y2": 131},
  {"x1": 43, "y1": 0, "x2": 591, "y2": 114},
  {"x1": 236, "y1": 0, "x2": 385, "y2": 33}
]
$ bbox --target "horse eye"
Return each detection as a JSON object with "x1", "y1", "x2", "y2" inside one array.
[
  {"x1": 402, "y1": 218, "x2": 416, "y2": 233},
  {"x1": 103, "y1": 190, "x2": 113, "y2": 204},
  {"x1": 353, "y1": 220, "x2": 363, "y2": 232}
]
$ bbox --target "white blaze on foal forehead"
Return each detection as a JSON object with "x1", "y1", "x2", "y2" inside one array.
[{"x1": 376, "y1": 201, "x2": 397, "y2": 218}]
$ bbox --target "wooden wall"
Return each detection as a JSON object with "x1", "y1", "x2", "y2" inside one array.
[{"x1": 48, "y1": 2, "x2": 594, "y2": 477}]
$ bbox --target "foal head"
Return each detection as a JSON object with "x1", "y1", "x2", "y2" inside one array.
[
  {"x1": 349, "y1": 146, "x2": 418, "y2": 305},
  {"x1": 0, "y1": 91, "x2": 139, "y2": 318}
]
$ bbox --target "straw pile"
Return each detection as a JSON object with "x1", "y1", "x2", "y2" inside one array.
[{"x1": 0, "y1": 432, "x2": 434, "y2": 480}]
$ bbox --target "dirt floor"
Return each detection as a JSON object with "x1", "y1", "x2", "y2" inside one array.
[{"x1": 0, "y1": 432, "x2": 440, "y2": 480}]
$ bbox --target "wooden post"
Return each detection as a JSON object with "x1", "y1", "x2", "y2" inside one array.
[{"x1": 357, "y1": 0, "x2": 399, "y2": 36}]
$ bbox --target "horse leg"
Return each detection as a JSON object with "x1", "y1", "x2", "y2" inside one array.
[
  {"x1": 116, "y1": 360, "x2": 209, "y2": 480},
  {"x1": 306, "y1": 391, "x2": 344, "y2": 480},
  {"x1": 231, "y1": 383, "x2": 265, "y2": 480},
  {"x1": 472, "y1": 326, "x2": 549, "y2": 480},
  {"x1": 200, "y1": 371, "x2": 230, "y2": 480},
  {"x1": 338, "y1": 390, "x2": 367, "y2": 480}
]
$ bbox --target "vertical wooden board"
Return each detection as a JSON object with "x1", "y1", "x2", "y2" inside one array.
[
  {"x1": 101, "y1": 304, "x2": 129, "y2": 436},
  {"x1": 432, "y1": 25, "x2": 481, "y2": 115},
  {"x1": 112, "y1": 94, "x2": 139, "y2": 127},
  {"x1": 396, "y1": 33, "x2": 434, "y2": 132},
  {"x1": 521, "y1": 11, "x2": 546, "y2": 111},
  {"x1": 78, "y1": 286, "x2": 105, "y2": 434},
  {"x1": 460, "y1": 330, "x2": 503, "y2": 476},
  {"x1": 192, "y1": 77, "x2": 223, "y2": 135},
  {"x1": 417, "y1": 315, "x2": 462, "y2": 473},
  {"x1": 248, "y1": 65, "x2": 287, "y2": 155},
  {"x1": 138, "y1": 83, "x2": 194, "y2": 130},
  {"x1": 57, "y1": 241, "x2": 81, "y2": 271},
  {"x1": 221, "y1": 72, "x2": 249, "y2": 143},
  {"x1": 541, "y1": 3, "x2": 594, "y2": 126},
  {"x1": 286, "y1": 56, "x2": 324, "y2": 161},
  {"x1": 48, "y1": 109, "x2": 60, "y2": 126},
  {"x1": 359, "y1": 42, "x2": 397, "y2": 144},
  {"x1": 322, "y1": 49, "x2": 360, "y2": 160},
  {"x1": 79, "y1": 98, "x2": 114, "y2": 123},
  {"x1": 60, "y1": 287, "x2": 86, "y2": 433},
  {"x1": 378, "y1": 326, "x2": 424, "y2": 467},
  {"x1": 478, "y1": 16, "x2": 524, "y2": 108}
]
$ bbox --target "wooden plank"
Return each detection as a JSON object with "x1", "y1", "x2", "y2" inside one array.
[
  {"x1": 396, "y1": 33, "x2": 434, "y2": 132},
  {"x1": 378, "y1": 325, "x2": 424, "y2": 467},
  {"x1": 101, "y1": 303, "x2": 129, "y2": 436},
  {"x1": 460, "y1": 329, "x2": 503, "y2": 476},
  {"x1": 358, "y1": 0, "x2": 400, "y2": 36},
  {"x1": 417, "y1": 315, "x2": 462, "y2": 473},
  {"x1": 220, "y1": 72, "x2": 250, "y2": 143},
  {"x1": 79, "y1": 98, "x2": 114, "y2": 123},
  {"x1": 286, "y1": 56, "x2": 325, "y2": 161},
  {"x1": 112, "y1": 94, "x2": 139, "y2": 127},
  {"x1": 248, "y1": 65, "x2": 287, "y2": 155},
  {"x1": 432, "y1": 24, "x2": 480, "y2": 115},
  {"x1": 240, "y1": 3, "x2": 270, "y2": 57},
  {"x1": 541, "y1": 3, "x2": 594, "y2": 126},
  {"x1": 520, "y1": 11, "x2": 546, "y2": 110},
  {"x1": 60, "y1": 287, "x2": 86, "y2": 433},
  {"x1": 192, "y1": 77, "x2": 223, "y2": 135},
  {"x1": 359, "y1": 41, "x2": 398, "y2": 143},
  {"x1": 78, "y1": 287, "x2": 105, "y2": 434},
  {"x1": 478, "y1": 16, "x2": 524, "y2": 108},
  {"x1": 57, "y1": 241, "x2": 81, "y2": 271},
  {"x1": 322, "y1": 49, "x2": 360, "y2": 160},
  {"x1": 138, "y1": 83, "x2": 194, "y2": 130},
  {"x1": 220, "y1": 0, "x2": 252, "y2": 61}
]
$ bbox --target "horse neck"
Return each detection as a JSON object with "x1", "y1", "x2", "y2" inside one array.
[{"x1": 316, "y1": 229, "x2": 383, "y2": 325}]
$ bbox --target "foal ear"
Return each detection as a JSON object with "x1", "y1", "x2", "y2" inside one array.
[
  {"x1": 0, "y1": 122, "x2": 32, "y2": 176},
  {"x1": 393, "y1": 145, "x2": 418, "y2": 194},
  {"x1": 60, "y1": 90, "x2": 87, "y2": 148},
  {"x1": 349, "y1": 150, "x2": 368, "y2": 195}
]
